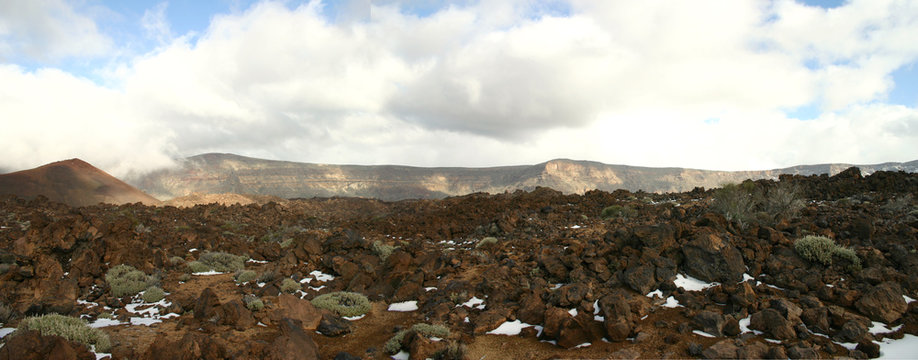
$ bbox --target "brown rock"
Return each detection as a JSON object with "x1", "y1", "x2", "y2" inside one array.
[
  {"x1": 0, "y1": 330, "x2": 95, "y2": 360},
  {"x1": 693, "y1": 311, "x2": 725, "y2": 337},
  {"x1": 855, "y1": 282, "x2": 908, "y2": 323},
  {"x1": 682, "y1": 232, "x2": 746, "y2": 283},
  {"x1": 473, "y1": 307, "x2": 509, "y2": 335},
  {"x1": 623, "y1": 264, "x2": 656, "y2": 295},
  {"x1": 142, "y1": 332, "x2": 227, "y2": 360},
  {"x1": 557, "y1": 313, "x2": 593, "y2": 349},
  {"x1": 193, "y1": 287, "x2": 222, "y2": 323},
  {"x1": 406, "y1": 332, "x2": 443, "y2": 360},
  {"x1": 267, "y1": 318, "x2": 320, "y2": 360},
  {"x1": 517, "y1": 292, "x2": 545, "y2": 325},
  {"x1": 218, "y1": 299, "x2": 256, "y2": 330},
  {"x1": 317, "y1": 313, "x2": 352, "y2": 337},
  {"x1": 750, "y1": 309, "x2": 796, "y2": 340},
  {"x1": 270, "y1": 294, "x2": 322, "y2": 330},
  {"x1": 702, "y1": 339, "x2": 741, "y2": 359}
]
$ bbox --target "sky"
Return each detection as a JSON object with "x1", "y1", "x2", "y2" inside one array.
[{"x1": 1, "y1": 0, "x2": 917, "y2": 177}]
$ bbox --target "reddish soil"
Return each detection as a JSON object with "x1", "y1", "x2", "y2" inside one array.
[{"x1": 0, "y1": 159, "x2": 160, "y2": 207}]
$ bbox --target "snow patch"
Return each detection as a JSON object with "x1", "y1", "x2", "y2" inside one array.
[
  {"x1": 388, "y1": 301, "x2": 419, "y2": 312},
  {"x1": 674, "y1": 274, "x2": 719, "y2": 291},
  {"x1": 461, "y1": 297, "x2": 486, "y2": 310},
  {"x1": 192, "y1": 270, "x2": 224, "y2": 276},
  {"x1": 309, "y1": 270, "x2": 334, "y2": 282},
  {"x1": 878, "y1": 334, "x2": 918, "y2": 359},
  {"x1": 130, "y1": 317, "x2": 162, "y2": 326},
  {"x1": 89, "y1": 318, "x2": 126, "y2": 328},
  {"x1": 0, "y1": 328, "x2": 16, "y2": 338},
  {"x1": 568, "y1": 308, "x2": 578, "y2": 317},
  {"x1": 573, "y1": 342, "x2": 591, "y2": 348},
  {"x1": 742, "y1": 273, "x2": 754, "y2": 282},
  {"x1": 663, "y1": 296, "x2": 682, "y2": 308},
  {"x1": 869, "y1": 321, "x2": 902, "y2": 335},
  {"x1": 246, "y1": 259, "x2": 268, "y2": 264},
  {"x1": 739, "y1": 316, "x2": 752, "y2": 333},
  {"x1": 424, "y1": 287, "x2": 437, "y2": 291},
  {"x1": 391, "y1": 350, "x2": 410, "y2": 360},
  {"x1": 343, "y1": 314, "x2": 366, "y2": 321},
  {"x1": 904, "y1": 295, "x2": 916, "y2": 304},
  {"x1": 646, "y1": 289, "x2": 663, "y2": 298},
  {"x1": 486, "y1": 320, "x2": 539, "y2": 336},
  {"x1": 692, "y1": 330, "x2": 716, "y2": 338}
]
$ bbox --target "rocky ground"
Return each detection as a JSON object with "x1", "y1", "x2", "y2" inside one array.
[{"x1": 0, "y1": 167, "x2": 917, "y2": 359}]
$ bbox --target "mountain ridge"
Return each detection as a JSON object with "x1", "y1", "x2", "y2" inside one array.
[{"x1": 131, "y1": 153, "x2": 918, "y2": 201}]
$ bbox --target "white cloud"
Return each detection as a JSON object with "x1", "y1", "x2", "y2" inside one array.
[
  {"x1": 0, "y1": 0, "x2": 916, "y2": 177},
  {"x1": 0, "y1": 0, "x2": 112, "y2": 61}
]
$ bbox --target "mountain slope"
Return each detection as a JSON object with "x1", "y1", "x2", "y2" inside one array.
[
  {"x1": 0, "y1": 159, "x2": 161, "y2": 207},
  {"x1": 132, "y1": 153, "x2": 918, "y2": 201}
]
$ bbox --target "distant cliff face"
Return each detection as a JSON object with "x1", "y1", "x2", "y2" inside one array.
[{"x1": 131, "y1": 153, "x2": 918, "y2": 201}]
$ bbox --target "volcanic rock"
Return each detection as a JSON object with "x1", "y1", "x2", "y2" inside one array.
[
  {"x1": 855, "y1": 282, "x2": 908, "y2": 323},
  {"x1": 0, "y1": 330, "x2": 95, "y2": 360},
  {"x1": 682, "y1": 231, "x2": 746, "y2": 283},
  {"x1": 268, "y1": 318, "x2": 320, "y2": 360}
]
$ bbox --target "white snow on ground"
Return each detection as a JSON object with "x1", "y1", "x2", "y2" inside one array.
[
  {"x1": 424, "y1": 287, "x2": 437, "y2": 291},
  {"x1": 77, "y1": 299, "x2": 99, "y2": 308},
  {"x1": 692, "y1": 330, "x2": 716, "y2": 338},
  {"x1": 309, "y1": 286, "x2": 325, "y2": 291},
  {"x1": 738, "y1": 316, "x2": 752, "y2": 333},
  {"x1": 551, "y1": 283, "x2": 564, "y2": 290},
  {"x1": 904, "y1": 295, "x2": 916, "y2": 304},
  {"x1": 663, "y1": 296, "x2": 682, "y2": 308},
  {"x1": 188, "y1": 248, "x2": 198, "y2": 252},
  {"x1": 388, "y1": 301, "x2": 418, "y2": 312},
  {"x1": 869, "y1": 321, "x2": 903, "y2": 335},
  {"x1": 391, "y1": 350, "x2": 410, "y2": 360},
  {"x1": 674, "y1": 274, "x2": 719, "y2": 291},
  {"x1": 0, "y1": 328, "x2": 15, "y2": 338},
  {"x1": 461, "y1": 297, "x2": 486, "y2": 310},
  {"x1": 742, "y1": 273, "x2": 754, "y2": 282},
  {"x1": 568, "y1": 308, "x2": 578, "y2": 317},
  {"x1": 570, "y1": 225, "x2": 582, "y2": 229},
  {"x1": 343, "y1": 314, "x2": 365, "y2": 321},
  {"x1": 309, "y1": 270, "x2": 334, "y2": 282},
  {"x1": 246, "y1": 259, "x2": 268, "y2": 264},
  {"x1": 89, "y1": 318, "x2": 126, "y2": 328},
  {"x1": 573, "y1": 342, "x2": 591, "y2": 348},
  {"x1": 125, "y1": 299, "x2": 172, "y2": 326},
  {"x1": 486, "y1": 320, "x2": 539, "y2": 335},
  {"x1": 192, "y1": 270, "x2": 223, "y2": 275},
  {"x1": 646, "y1": 289, "x2": 663, "y2": 298},
  {"x1": 130, "y1": 317, "x2": 162, "y2": 326},
  {"x1": 878, "y1": 334, "x2": 918, "y2": 359}
]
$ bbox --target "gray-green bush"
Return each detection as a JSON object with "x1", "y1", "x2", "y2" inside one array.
[
  {"x1": 235, "y1": 270, "x2": 257, "y2": 284},
  {"x1": 15, "y1": 314, "x2": 112, "y2": 353},
  {"x1": 311, "y1": 291, "x2": 371, "y2": 317},
  {"x1": 197, "y1": 251, "x2": 247, "y2": 273},
  {"x1": 475, "y1": 237, "x2": 498, "y2": 249},
  {"x1": 601, "y1": 205, "x2": 636, "y2": 219},
  {"x1": 106, "y1": 264, "x2": 157, "y2": 298},
  {"x1": 794, "y1": 235, "x2": 861, "y2": 270},
  {"x1": 142, "y1": 286, "x2": 165, "y2": 303},
  {"x1": 372, "y1": 241, "x2": 396, "y2": 262},
  {"x1": 243, "y1": 294, "x2": 264, "y2": 311},
  {"x1": 280, "y1": 278, "x2": 300, "y2": 294},
  {"x1": 712, "y1": 182, "x2": 756, "y2": 228},
  {"x1": 385, "y1": 323, "x2": 450, "y2": 354}
]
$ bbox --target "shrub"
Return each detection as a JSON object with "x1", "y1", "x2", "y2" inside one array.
[
  {"x1": 311, "y1": 291, "x2": 371, "y2": 317},
  {"x1": 243, "y1": 295, "x2": 264, "y2": 311},
  {"x1": 178, "y1": 273, "x2": 191, "y2": 282},
  {"x1": 235, "y1": 270, "x2": 257, "y2": 284},
  {"x1": 601, "y1": 205, "x2": 636, "y2": 219},
  {"x1": 197, "y1": 251, "x2": 247, "y2": 273},
  {"x1": 280, "y1": 278, "x2": 301, "y2": 294},
  {"x1": 142, "y1": 286, "x2": 165, "y2": 303},
  {"x1": 476, "y1": 237, "x2": 498, "y2": 249},
  {"x1": 712, "y1": 182, "x2": 756, "y2": 228},
  {"x1": 794, "y1": 235, "x2": 861, "y2": 270},
  {"x1": 762, "y1": 182, "x2": 805, "y2": 222},
  {"x1": 106, "y1": 264, "x2": 157, "y2": 298},
  {"x1": 169, "y1": 256, "x2": 185, "y2": 266},
  {"x1": 385, "y1": 323, "x2": 451, "y2": 354},
  {"x1": 15, "y1": 314, "x2": 112, "y2": 353},
  {"x1": 794, "y1": 235, "x2": 837, "y2": 265},
  {"x1": 97, "y1": 312, "x2": 112, "y2": 319},
  {"x1": 258, "y1": 271, "x2": 277, "y2": 283},
  {"x1": 186, "y1": 261, "x2": 210, "y2": 274},
  {"x1": 372, "y1": 241, "x2": 396, "y2": 262}
]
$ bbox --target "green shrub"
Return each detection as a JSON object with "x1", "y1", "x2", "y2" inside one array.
[
  {"x1": 142, "y1": 286, "x2": 165, "y2": 303},
  {"x1": 372, "y1": 241, "x2": 396, "y2": 262},
  {"x1": 762, "y1": 182, "x2": 805, "y2": 222},
  {"x1": 235, "y1": 270, "x2": 257, "y2": 284},
  {"x1": 197, "y1": 251, "x2": 246, "y2": 273},
  {"x1": 97, "y1": 312, "x2": 112, "y2": 319},
  {"x1": 476, "y1": 237, "x2": 498, "y2": 249},
  {"x1": 601, "y1": 205, "x2": 638, "y2": 219},
  {"x1": 279, "y1": 238, "x2": 294, "y2": 248},
  {"x1": 794, "y1": 235, "x2": 837, "y2": 265},
  {"x1": 169, "y1": 256, "x2": 185, "y2": 266},
  {"x1": 311, "y1": 291, "x2": 371, "y2": 317},
  {"x1": 258, "y1": 271, "x2": 277, "y2": 283},
  {"x1": 15, "y1": 314, "x2": 111, "y2": 353},
  {"x1": 178, "y1": 273, "x2": 191, "y2": 282},
  {"x1": 186, "y1": 261, "x2": 210, "y2": 273},
  {"x1": 280, "y1": 278, "x2": 300, "y2": 294},
  {"x1": 106, "y1": 264, "x2": 157, "y2": 298},
  {"x1": 794, "y1": 235, "x2": 861, "y2": 271},
  {"x1": 243, "y1": 295, "x2": 264, "y2": 311},
  {"x1": 385, "y1": 323, "x2": 451, "y2": 354},
  {"x1": 833, "y1": 246, "x2": 862, "y2": 271},
  {"x1": 713, "y1": 182, "x2": 756, "y2": 228}
]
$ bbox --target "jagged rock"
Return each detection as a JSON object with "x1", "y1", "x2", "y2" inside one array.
[
  {"x1": 750, "y1": 309, "x2": 796, "y2": 340},
  {"x1": 682, "y1": 232, "x2": 746, "y2": 283},
  {"x1": 517, "y1": 292, "x2": 545, "y2": 324},
  {"x1": 317, "y1": 313, "x2": 352, "y2": 337},
  {"x1": 557, "y1": 313, "x2": 595, "y2": 349},
  {"x1": 702, "y1": 339, "x2": 741, "y2": 359},
  {"x1": 270, "y1": 294, "x2": 323, "y2": 330},
  {"x1": 406, "y1": 332, "x2": 442, "y2": 360},
  {"x1": 802, "y1": 307, "x2": 831, "y2": 334},
  {"x1": 855, "y1": 282, "x2": 908, "y2": 323},
  {"x1": 193, "y1": 287, "x2": 222, "y2": 323},
  {"x1": 473, "y1": 307, "x2": 509, "y2": 335},
  {"x1": 631, "y1": 224, "x2": 675, "y2": 249},
  {"x1": 835, "y1": 320, "x2": 868, "y2": 343},
  {"x1": 218, "y1": 299, "x2": 256, "y2": 331},
  {"x1": 0, "y1": 330, "x2": 95, "y2": 360},
  {"x1": 554, "y1": 283, "x2": 591, "y2": 308},
  {"x1": 769, "y1": 298, "x2": 802, "y2": 323},
  {"x1": 787, "y1": 344, "x2": 818, "y2": 360},
  {"x1": 623, "y1": 264, "x2": 656, "y2": 295},
  {"x1": 856, "y1": 340, "x2": 880, "y2": 358},
  {"x1": 599, "y1": 294, "x2": 633, "y2": 341},
  {"x1": 268, "y1": 318, "x2": 320, "y2": 360},
  {"x1": 693, "y1": 311, "x2": 725, "y2": 337},
  {"x1": 143, "y1": 332, "x2": 228, "y2": 360}
]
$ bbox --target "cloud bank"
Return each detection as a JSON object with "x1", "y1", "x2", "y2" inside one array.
[{"x1": 1, "y1": 0, "x2": 917, "y2": 177}]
